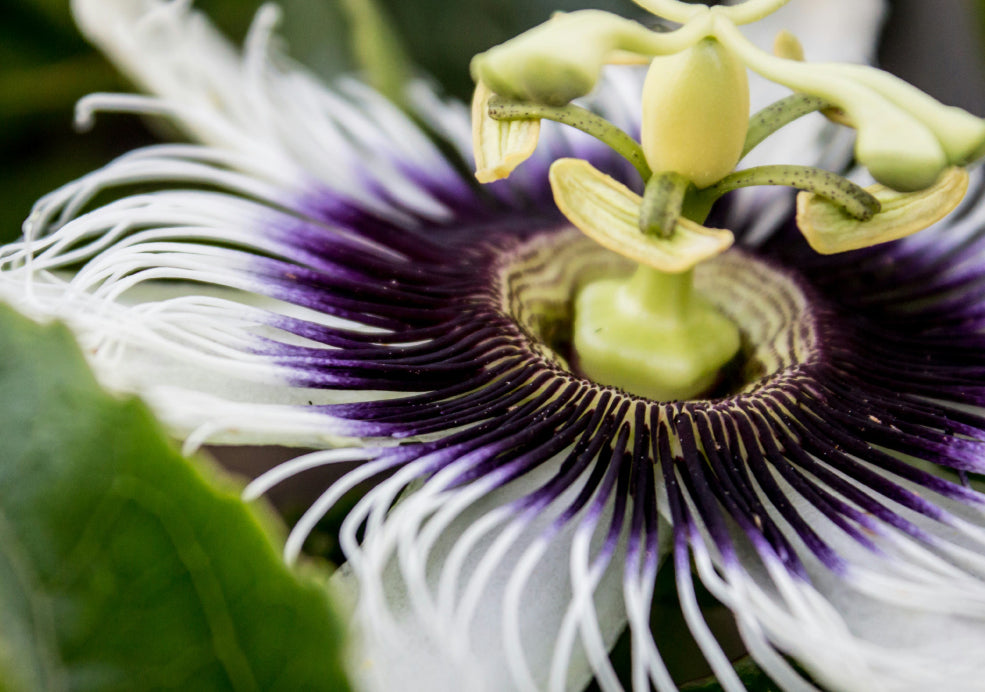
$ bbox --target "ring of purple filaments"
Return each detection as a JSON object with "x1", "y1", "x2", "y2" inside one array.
[{"x1": 245, "y1": 170, "x2": 985, "y2": 591}]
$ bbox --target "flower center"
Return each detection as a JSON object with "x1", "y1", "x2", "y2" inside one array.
[
  {"x1": 498, "y1": 228, "x2": 820, "y2": 401},
  {"x1": 472, "y1": 0, "x2": 982, "y2": 403}
]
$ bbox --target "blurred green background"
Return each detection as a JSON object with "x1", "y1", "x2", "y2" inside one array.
[{"x1": 1, "y1": 0, "x2": 983, "y2": 244}]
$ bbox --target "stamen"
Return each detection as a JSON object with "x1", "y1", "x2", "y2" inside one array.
[
  {"x1": 824, "y1": 63, "x2": 985, "y2": 167},
  {"x1": 742, "y1": 93, "x2": 830, "y2": 158},
  {"x1": 698, "y1": 165, "x2": 881, "y2": 220},
  {"x1": 713, "y1": 18, "x2": 953, "y2": 192},
  {"x1": 639, "y1": 171, "x2": 690, "y2": 238},
  {"x1": 488, "y1": 97, "x2": 652, "y2": 181},
  {"x1": 470, "y1": 10, "x2": 705, "y2": 107},
  {"x1": 772, "y1": 29, "x2": 804, "y2": 62}
]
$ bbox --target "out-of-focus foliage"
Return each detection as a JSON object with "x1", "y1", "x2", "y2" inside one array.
[
  {"x1": 370, "y1": 0, "x2": 644, "y2": 98},
  {"x1": 879, "y1": 0, "x2": 985, "y2": 117},
  {"x1": 980, "y1": 0, "x2": 985, "y2": 49}
]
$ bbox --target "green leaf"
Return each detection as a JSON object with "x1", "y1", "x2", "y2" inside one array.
[{"x1": 0, "y1": 304, "x2": 350, "y2": 691}]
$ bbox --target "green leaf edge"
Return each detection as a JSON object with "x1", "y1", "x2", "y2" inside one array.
[{"x1": 0, "y1": 303, "x2": 351, "y2": 692}]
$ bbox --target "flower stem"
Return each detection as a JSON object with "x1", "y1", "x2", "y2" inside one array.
[
  {"x1": 625, "y1": 264, "x2": 695, "y2": 322},
  {"x1": 640, "y1": 171, "x2": 691, "y2": 238},
  {"x1": 741, "y1": 93, "x2": 830, "y2": 158},
  {"x1": 573, "y1": 263, "x2": 740, "y2": 401},
  {"x1": 694, "y1": 164, "x2": 881, "y2": 219}
]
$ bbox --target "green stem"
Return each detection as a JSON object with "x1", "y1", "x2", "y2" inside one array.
[
  {"x1": 488, "y1": 96, "x2": 653, "y2": 181},
  {"x1": 741, "y1": 93, "x2": 830, "y2": 158},
  {"x1": 640, "y1": 172, "x2": 691, "y2": 238},
  {"x1": 570, "y1": 199, "x2": 740, "y2": 401},
  {"x1": 625, "y1": 265, "x2": 694, "y2": 322},
  {"x1": 696, "y1": 165, "x2": 881, "y2": 220},
  {"x1": 573, "y1": 262, "x2": 740, "y2": 400}
]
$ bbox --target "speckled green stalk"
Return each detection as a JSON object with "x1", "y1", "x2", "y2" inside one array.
[
  {"x1": 742, "y1": 93, "x2": 830, "y2": 158},
  {"x1": 487, "y1": 97, "x2": 652, "y2": 181},
  {"x1": 697, "y1": 164, "x2": 881, "y2": 220},
  {"x1": 639, "y1": 171, "x2": 691, "y2": 238}
]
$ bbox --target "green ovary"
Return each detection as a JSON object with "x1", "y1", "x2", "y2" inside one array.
[
  {"x1": 573, "y1": 265, "x2": 740, "y2": 400},
  {"x1": 641, "y1": 37, "x2": 749, "y2": 188}
]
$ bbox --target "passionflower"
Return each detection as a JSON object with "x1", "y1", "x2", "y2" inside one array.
[{"x1": 3, "y1": 0, "x2": 985, "y2": 690}]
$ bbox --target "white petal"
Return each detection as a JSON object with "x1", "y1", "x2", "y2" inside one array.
[
  {"x1": 2, "y1": 1, "x2": 489, "y2": 448},
  {"x1": 330, "y1": 449, "x2": 638, "y2": 692},
  {"x1": 688, "y1": 457, "x2": 985, "y2": 691},
  {"x1": 72, "y1": 0, "x2": 463, "y2": 214},
  {"x1": 0, "y1": 181, "x2": 402, "y2": 448},
  {"x1": 738, "y1": 0, "x2": 885, "y2": 67},
  {"x1": 72, "y1": 0, "x2": 272, "y2": 151}
]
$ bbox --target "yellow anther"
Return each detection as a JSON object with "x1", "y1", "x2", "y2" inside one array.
[
  {"x1": 471, "y1": 82, "x2": 541, "y2": 183},
  {"x1": 796, "y1": 167, "x2": 969, "y2": 254}
]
